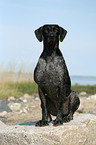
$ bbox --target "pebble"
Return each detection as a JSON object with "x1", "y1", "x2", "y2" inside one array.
[
  {"x1": 22, "y1": 99, "x2": 27, "y2": 103},
  {"x1": 89, "y1": 110, "x2": 96, "y2": 115},
  {"x1": 0, "y1": 111, "x2": 7, "y2": 117},
  {"x1": 79, "y1": 92, "x2": 87, "y2": 96},
  {"x1": 8, "y1": 103, "x2": 21, "y2": 112},
  {"x1": 8, "y1": 96, "x2": 15, "y2": 101},
  {"x1": 88, "y1": 94, "x2": 96, "y2": 100},
  {"x1": 35, "y1": 97, "x2": 40, "y2": 101},
  {"x1": 23, "y1": 94, "x2": 31, "y2": 99},
  {"x1": 19, "y1": 108, "x2": 27, "y2": 113}
]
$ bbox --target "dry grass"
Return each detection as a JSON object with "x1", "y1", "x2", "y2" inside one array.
[
  {"x1": 0, "y1": 66, "x2": 35, "y2": 100},
  {"x1": 0, "y1": 63, "x2": 34, "y2": 83},
  {"x1": 0, "y1": 71, "x2": 33, "y2": 83}
]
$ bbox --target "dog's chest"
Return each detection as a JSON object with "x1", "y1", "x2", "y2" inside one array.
[{"x1": 34, "y1": 56, "x2": 64, "y2": 87}]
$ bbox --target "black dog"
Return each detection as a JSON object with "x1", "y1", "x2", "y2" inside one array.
[{"x1": 34, "y1": 24, "x2": 80, "y2": 126}]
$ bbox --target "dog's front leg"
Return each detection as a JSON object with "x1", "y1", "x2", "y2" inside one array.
[{"x1": 35, "y1": 87, "x2": 49, "y2": 127}]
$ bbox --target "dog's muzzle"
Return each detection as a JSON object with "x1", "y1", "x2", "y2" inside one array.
[{"x1": 48, "y1": 35, "x2": 56, "y2": 45}]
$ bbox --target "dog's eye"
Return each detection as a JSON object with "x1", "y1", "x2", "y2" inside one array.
[
  {"x1": 53, "y1": 28, "x2": 58, "y2": 32},
  {"x1": 45, "y1": 28, "x2": 49, "y2": 33},
  {"x1": 55, "y1": 29, "x2": 58, "y2": 32}
]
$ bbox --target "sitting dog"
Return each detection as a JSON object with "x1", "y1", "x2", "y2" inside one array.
[{"x1": 34, "y1": 24, "x2": 80, "y2": 126}]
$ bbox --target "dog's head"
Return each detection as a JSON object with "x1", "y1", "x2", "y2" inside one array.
[{"x1": 34, "y1": 24, "x2": 67, "y2": 46}]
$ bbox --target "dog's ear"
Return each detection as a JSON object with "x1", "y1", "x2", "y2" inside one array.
[
  {"x1": 59, "y1": 27, "x2": 67, "y2": 42},
  {"x1": 34, "y1": 26, "x2": 43, "y2": 42}
]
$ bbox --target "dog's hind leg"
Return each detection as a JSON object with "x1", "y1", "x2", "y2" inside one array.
[
  {"x1": 53, "y1": 85, "x2": 71, "y2": 126},
  {"x1": 63, "y1": 90, "x2": 80, "y2": 122}
]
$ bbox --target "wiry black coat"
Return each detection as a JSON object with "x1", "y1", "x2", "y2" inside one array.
[{"x1": 34, "y1": 24, "x2": 80, "y2": 126}]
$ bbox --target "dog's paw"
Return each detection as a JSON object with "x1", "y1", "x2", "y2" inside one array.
[
  {"x1": 35, "y1": 120, "x2": 49, "y2": 127},
  {"x1": 63, "y1": 114, "x2": 73, "y2": 122},
  {"x1": 53, "y1": 120, "x2": 63, "y2": 126}
]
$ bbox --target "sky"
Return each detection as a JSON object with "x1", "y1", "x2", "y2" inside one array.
[{"x1": 0, "y1": 0, "x2": 96, "y2": 76}]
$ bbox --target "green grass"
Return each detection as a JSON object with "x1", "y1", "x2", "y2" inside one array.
[
  {"x1": 72, "y1": 84, "x2": 96, "y2": 95},
  {"x1": 0, "y1": 82, "x2": 38, "y2": 100},
  {"x1": 0, "y1": 82, "x2": 96, "y2": 100}
]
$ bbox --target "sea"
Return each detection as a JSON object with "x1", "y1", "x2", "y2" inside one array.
[
  {"x1": 0, "y1": 71, "x2": 96, "y2": 86},
  {"x1": 71, "y1": 76, "x2": 96, "y2": 86}
]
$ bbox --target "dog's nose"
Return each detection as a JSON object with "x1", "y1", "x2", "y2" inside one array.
[{"x1": 50, "y1": 33, "x2": 54, "y2": 37}]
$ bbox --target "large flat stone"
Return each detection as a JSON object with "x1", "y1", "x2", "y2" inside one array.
[{"x1": 0, "y1": 114, "x2": 96, "y2": 145}]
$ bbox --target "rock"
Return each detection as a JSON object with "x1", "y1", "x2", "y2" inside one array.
[
  {"x1": 22, "y1": 99, "x2": 27, "y2": 103},
  {"x1": 77, "y1": 104, "x2": 84, "y2": 113},
  {"x1": 19, "y1": 94, "x2": 31, "y2": 102},
  {"x1": 18, "y1": 97, "x2": 24, "y2": 102},
  {"x1": 8, "y1": 96, "x2": 15, "y2": 101},
  {"x1": 35, "y1": 97, "x2": 40, "y2": 101},
  {"x1": 23, "y1": 94, "x2": 31, "y2": 99},
  {"x1": 0, "y1": 114, "x2": 96, "y2": 145},
  {"x1": 0, "y1": 111, "x2": 7, "y2": 117},
  {"x1": 88, "y1": 94, "x2": 96, "y2": 100},
  {"x1": 19, "y1": 108, "x2": 28, "y2": 113},
  {"x1": 88, "y1": 110, "x2": 96, "y2": 115},
  {"x1": 0, "y1": 120, "x2": 6, "y2": 126},
  {"x1": 8, "y1": 103, "x2": 21, "y2": 112},
  {"x1": 79, "y1": 92, "x2": 87, "y2": 96},
  {"x1": 0, "y1": 100, "x2": 12, "y2": 113},
  {"x1": 79, "y1": 96, "x2": 96, "y2": 113}
]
